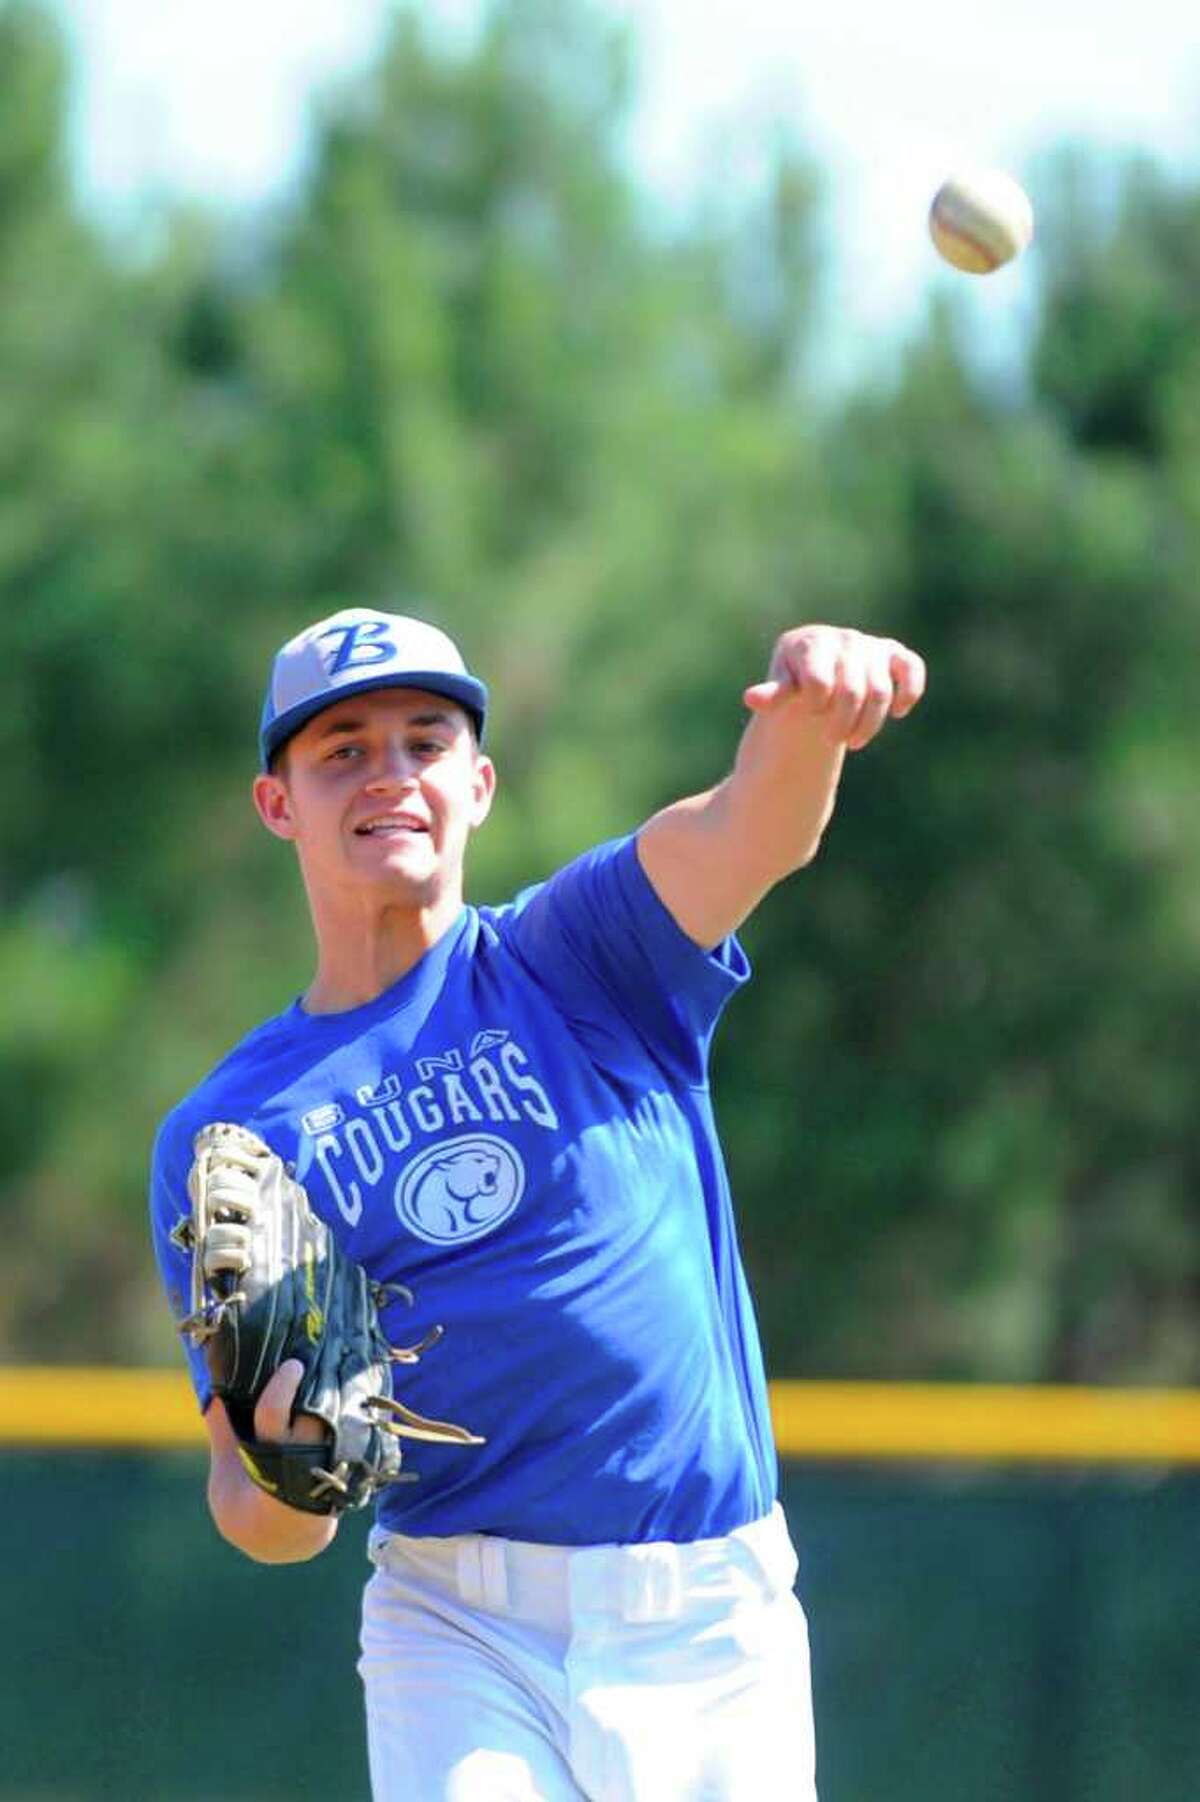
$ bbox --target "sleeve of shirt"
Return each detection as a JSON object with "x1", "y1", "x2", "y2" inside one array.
[
  {"x1": 501, "y1": 834, "x2": 750, "y2": 1086},
  {"x1": 148, "y1": 1113, "x2": 214, "y2": 1412}
]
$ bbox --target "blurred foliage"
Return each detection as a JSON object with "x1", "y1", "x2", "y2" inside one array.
[{"x1": 1, "y1": 0, "x2": 1198, "y2": 1381}]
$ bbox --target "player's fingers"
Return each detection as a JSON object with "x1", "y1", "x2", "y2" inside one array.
[
  {"x1": 845, "y1": 646, "x2": 896, "y2": 750},
  {"x1": 820, "y1": 637, "x2": 870, "y2": 742},
  {"x1": 789, "y1": 631, "x2": 841, "y2": 713},
  {"x1": 887, "y1": 643, "x2": 927, "y2": 716},
  {"x1": 746, "y1": 631, "x2": 922, "y2": 727},
  {"x1": 254, "y1": 1359, "x2": 324, "y2": 1444},
  {"x1": 743, "y1": 661, "x2": 829, "y2": 716},
  {"x1": 743, "y1": 678, "x2": 786, "y2": 713},
  {"x1": 745, "y1": 632, "x2": 841, "y2": 717}
]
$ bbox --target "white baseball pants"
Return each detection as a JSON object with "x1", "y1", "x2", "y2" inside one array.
[{"x1": 358, "y1": 1504, "x2": 817, "y2": 1801}]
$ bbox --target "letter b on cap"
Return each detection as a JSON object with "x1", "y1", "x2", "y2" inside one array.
[{"x1": 320, "y1": 617, "x2": 396, "y2": 676}]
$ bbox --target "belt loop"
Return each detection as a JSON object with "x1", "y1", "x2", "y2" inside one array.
[
  {"x1": 622, "y1": 1544, "x2": 684, "y2": 1623},
  {"x1": 456, "y1": 1539, "x2": 484, "y2": 1607},
  {"x1": 746, "y1": 1507, "x2": 798, "y2": 1597},
  {"x1": 481, "y1": 1538, "x2": 510, "y2": 1612},
  {"x1": 456, "y1": 1537, "x2": 510, "y2": 1613}
]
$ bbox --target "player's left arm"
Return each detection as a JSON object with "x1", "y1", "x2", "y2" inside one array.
[{"x1": 637, "y1": 625, "x2": 926, "y2": 948}]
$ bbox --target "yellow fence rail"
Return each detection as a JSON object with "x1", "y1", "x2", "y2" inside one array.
[{"x1": 2, "y1": 1368, "x2": 1199, "y2": 1464}]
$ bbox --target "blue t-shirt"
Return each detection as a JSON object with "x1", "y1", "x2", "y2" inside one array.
[{"x1": 149, "y1": 835, "x2": 777, "y2": 1545}]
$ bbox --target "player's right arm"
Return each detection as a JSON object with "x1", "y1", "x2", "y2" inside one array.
[
  {"x1": 204, "y1": 1360, "x2": 339, "y2": 1564},
  {"x1": 637, "y1": 625, "x2": 926, "y2": 949}
]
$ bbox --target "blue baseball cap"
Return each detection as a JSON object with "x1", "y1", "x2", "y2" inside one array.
[{"x1": 259, "y1": 608, "x2": 489, "y2": 769}]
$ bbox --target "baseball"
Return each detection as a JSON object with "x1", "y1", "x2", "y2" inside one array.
[{"x1": 928, "y1": 169, "x2": 1034, "y2": 275}]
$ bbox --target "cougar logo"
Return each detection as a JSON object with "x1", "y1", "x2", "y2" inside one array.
[{"x1": 395, "y1": 1133, "x2": 525, "y2": 1246}]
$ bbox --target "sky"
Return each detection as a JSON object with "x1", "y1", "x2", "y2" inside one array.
[{"x1": 57, "y1": 0, "x2": 1200, "y2": 383}]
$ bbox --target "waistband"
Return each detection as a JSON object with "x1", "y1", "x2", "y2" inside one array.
[{"x1": 367, "y1": 1504, "x2": 798, "y2": 1631}]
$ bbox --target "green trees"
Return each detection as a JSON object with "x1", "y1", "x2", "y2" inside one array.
[{"x1": 1, "y1": 0, "x2": 1196, "y2": 1382}]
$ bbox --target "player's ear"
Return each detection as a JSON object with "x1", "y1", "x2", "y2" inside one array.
[
  {"x1": 469, "y1": 753, "x2": 496, "y2": 830},
  {"x1": 253, "y1": 770, "x2": 299, "y2": 841}
]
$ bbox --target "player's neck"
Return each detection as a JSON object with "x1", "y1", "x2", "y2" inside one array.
[{"x1": 301, "y1": 886, "x2": 465, "y2": 1015}]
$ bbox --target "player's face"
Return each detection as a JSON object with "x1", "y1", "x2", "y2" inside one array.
[{"x1": 253, "y1": 688, "x2": 495, "y2": 910}]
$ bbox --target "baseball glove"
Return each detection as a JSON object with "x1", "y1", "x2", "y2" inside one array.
[{"x1": 174, "y1": 1121, "x2": 483, "y2": 1515}]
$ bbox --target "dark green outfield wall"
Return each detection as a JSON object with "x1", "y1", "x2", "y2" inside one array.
[{"x1": 1, "y1": 1456, "x2": 1196, "y2": 1801}]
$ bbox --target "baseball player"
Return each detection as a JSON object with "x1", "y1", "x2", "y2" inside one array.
[{"x1": 150, "y1": 607, "x2": 925, "y2": 1800}]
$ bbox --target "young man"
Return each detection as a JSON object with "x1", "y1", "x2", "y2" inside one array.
[{"x1": 150, "y1": 606, "x2": 925, "y2": 1800}]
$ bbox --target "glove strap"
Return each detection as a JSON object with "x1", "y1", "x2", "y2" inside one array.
[{"x1": 235, "y1": 1441, "x2": 381, "y2": 1516}]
